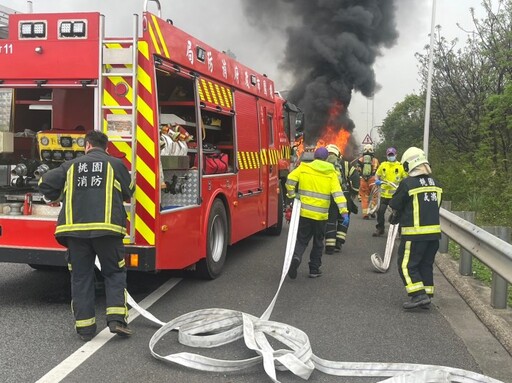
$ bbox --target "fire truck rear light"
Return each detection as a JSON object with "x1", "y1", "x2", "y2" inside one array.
[{"x1": 127, "y1": 254, "x2": 139, "y2": 268}]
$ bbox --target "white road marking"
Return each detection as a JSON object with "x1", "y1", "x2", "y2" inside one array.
[{"x1": 36, "y1": 278, "x2": 182, "y2": 383}]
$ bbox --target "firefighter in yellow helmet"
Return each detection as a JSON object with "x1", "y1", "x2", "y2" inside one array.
[
  {"x1": 372, "y1": 147, "x2": 407, "y2": 237},
  {"x1": 389, "y1": 147, "x2": 443, "y2": 309},
  {"x1": 324, "y1": 144, "x2": 360, "y2": 254},
  {"x1": 356, "y1": 144, "x2": 379, "y2": 219},
  {"x1": 285, "y1": 147, "x2": 348, "y2": 278}
]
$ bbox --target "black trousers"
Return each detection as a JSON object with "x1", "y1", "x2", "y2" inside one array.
[
  {"x1": 325, "y1": 200, "x2": 349, "y2": 249},
  {"x1": 376, "y1": 197, "x2": 391, "y2": 231},
  {"x1": 66, "y1": 236, "x2": 128, "y2": 335},
  {"x1": 397, "y1": 239, "x2": 439, "y2": 297},
  {"x1": 293, "y1": 217, "x2": 327, "y2": 271}
]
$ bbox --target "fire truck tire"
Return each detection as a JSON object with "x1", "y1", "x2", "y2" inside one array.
[
  {"x1": 197, "y1": 199, "x2": 228, "y2": 279},
  {"x1": 265, "y1": 187, "x2": 284, "y2": 236}
]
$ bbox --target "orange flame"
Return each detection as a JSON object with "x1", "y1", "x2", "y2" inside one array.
[{"x1": 293, "y1": 101, "x2": 352, "y2": 162}]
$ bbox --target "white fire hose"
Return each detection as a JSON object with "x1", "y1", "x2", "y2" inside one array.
[
  {"x1": 97, "y1": 200, "x2": 503, "y2": 383},
  {"x1": 371, "y1": 223, "x2": 399, "y2": 273}
]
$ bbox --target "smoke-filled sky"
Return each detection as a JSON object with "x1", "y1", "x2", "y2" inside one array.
[{"x1": 1, "y1": 0, "x2": 484, "y2": 146}]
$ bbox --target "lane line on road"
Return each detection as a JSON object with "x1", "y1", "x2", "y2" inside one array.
[{"x1": 35, "y1": 277, "x2": 182, "y2": 383}]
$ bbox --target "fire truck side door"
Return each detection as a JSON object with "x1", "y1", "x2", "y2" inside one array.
[{"x1": 265, "y1": 108, "x2": 279, "y2": 227}]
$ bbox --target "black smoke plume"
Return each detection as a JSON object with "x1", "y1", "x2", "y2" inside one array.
[{"x1": 241, "y1": 0, "x2": 399, "y2": 155}]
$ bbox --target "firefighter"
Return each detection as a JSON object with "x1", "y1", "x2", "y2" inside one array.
[
  {"x1": 356, "y1": 144, "x2": 379, "y2": 219},
  {"x1": 388, "y1": 147, "x2": 443, "y2": 309},
  {"x1": 372, "y1": 147, "x2": 407, "y2": 237},
  {"x1": 285, "y1": 147, "x2": 348, "y2": 278},
  {"x1": 38, "y1": 131, "x2": 135, "y2": 341},
  {"x1": 324, "y1": 144, "x2": 360, "y2": 254}
]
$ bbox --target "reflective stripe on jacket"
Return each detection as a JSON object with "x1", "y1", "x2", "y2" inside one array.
[
  {"x1": 389, "y1": 175, "x2": 443, "y2": 241},
  {"x1": 286, "y1": 159, "x2": 348, "y2": 221},
  {"x1": 375, "y1": 161, "x2": 408, "y2": 198},
  {"x1": 38, "y1": 148, "x2": 135, "y2": 241}
]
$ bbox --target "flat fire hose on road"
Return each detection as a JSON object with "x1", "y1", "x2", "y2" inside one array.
[
  {"x1": 371, "y1": 223, "x2": 399, "y2": 273},
  {"x1": 105, "y1": 200, "x2": 503, "y2": 383}
]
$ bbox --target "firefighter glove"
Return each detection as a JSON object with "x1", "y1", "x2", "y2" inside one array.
[
  {"x1": 389, "y1": 210, "x2": 400, "y2": 225},
  {"x1": 341, "y1": 213, "x2": 350, "y2": 227}
]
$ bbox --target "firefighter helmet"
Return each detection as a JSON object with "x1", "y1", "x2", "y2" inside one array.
[
  {"x1": 363, "y1": 144, "x2": 374, "y2": 154},
  {"x1": 326, "y1": 144, "x2": 341, "y2": 157},
  {"x1": 401, "y1": 147, "x2": 428, "y2": 172}
]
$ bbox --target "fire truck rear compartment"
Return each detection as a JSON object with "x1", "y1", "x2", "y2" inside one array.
[{"x1": 0, "y1": 87, "x2": 94, "y2": 213}]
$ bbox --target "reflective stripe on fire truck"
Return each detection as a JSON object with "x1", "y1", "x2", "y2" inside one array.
[
  {"x1": 102, "y1": 42, "x2": 156, "y2": 245},
  {"x1": 150, "y1": 14, "x2": 170, "y2": 58},
  {"x1": 237, "y1": 149, "x2": 284, "y2": 170},
  {"x1": 199, "y1": 78, "x2": 233, "y2": 109}
]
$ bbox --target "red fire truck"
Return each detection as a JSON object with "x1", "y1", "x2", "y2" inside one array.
[{"x1": 0, "y1": 0, "x2": 303, "y2": 278}]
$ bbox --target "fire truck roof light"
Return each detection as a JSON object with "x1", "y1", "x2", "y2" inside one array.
[
  {"x1": 59, "y1": 21, "x2": 73, "y2": 37},
  {"x1": 33, "y1": 22, "x2": 46, "y2": 38},
  {"x1": 72, "y1": 21, "x2": 86, "y2": 37},
  {"x1": 59, "y1": 20, "x2": 87, "y2": 38},
  {"x1": 20, "y1": 21, "x2": 47, "y2": 39}
]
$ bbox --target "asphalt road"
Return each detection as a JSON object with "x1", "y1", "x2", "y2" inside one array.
[{"x1": 1, "y1": 213, "x2": 511, "y2": 383}]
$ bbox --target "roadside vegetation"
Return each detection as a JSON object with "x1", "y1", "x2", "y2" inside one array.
[{"x1": 375, "y1": 0, "x2": 512, "y2": 306}]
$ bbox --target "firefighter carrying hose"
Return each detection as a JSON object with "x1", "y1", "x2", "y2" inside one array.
[
  {"x1": 324, "y1": 144, "x2": 360, "y2": 254},
  {"x1": 356, "y1": 144, "x2": 379, "y2": 219},
  {"x1": 286, "y1": 147, "x2": 349, "y2": 279},
  {"x1": 38, "y1": 131, "x2": 135, "y2": 341},
  {"x1": 388, "y1": 147, "x2": 443, "y2": 309}
]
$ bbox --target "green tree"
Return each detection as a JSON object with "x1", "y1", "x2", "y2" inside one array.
[{"x1": 379, "y1": 94, "x2": 424, "y2": 156}]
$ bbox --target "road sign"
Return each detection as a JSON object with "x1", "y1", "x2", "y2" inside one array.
[{"x1": 362, "y1": 134, "x2": 373, "y2": 145}]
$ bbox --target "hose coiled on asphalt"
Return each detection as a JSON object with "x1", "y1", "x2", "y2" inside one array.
[{"x1": 126, "y1": 201, "x2": 504, "y2": 383}]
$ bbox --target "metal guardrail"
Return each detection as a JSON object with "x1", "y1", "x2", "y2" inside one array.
[{"x1": 439, "y1": 206, "x2": 512, "y2": 308}]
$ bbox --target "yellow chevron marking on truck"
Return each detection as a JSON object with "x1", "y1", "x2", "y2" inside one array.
[{"x1": 151, "y1": 14, "x2": 170, "y2": 58}]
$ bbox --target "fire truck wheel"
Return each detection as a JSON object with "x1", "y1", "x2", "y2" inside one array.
[
  {"x1": 265, "y1": 187, "x2": 284, "y2": 236},
  {"x1": 197, "y1": 199, "x2": 228, "y2": 279}
]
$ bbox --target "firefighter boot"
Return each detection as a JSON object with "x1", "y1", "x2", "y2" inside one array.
[
  {"x1": 372, "y1": 227, "x2": 385, "y2": 237},
  {"x1": 325, "y1": 246, "x2": 335, "y2": 255},
  {"x1": 288, "y1": 257, "x2": 300, "y2": 279},
  {"x1": 308, "y1": 268, "x2": 323, "y2": 278},
  {"x1": 334, "y1": 244, "x2": 342, "y2": 253},
  {"x1": 79, "y1": 333, "x2": 95, "y2": 342},
  {"x1": 108, "y1": 321, "x2": 133, "y2": 337},
  {"x1": 402, "y1": 293, "x2": 431, "y2": 309}
]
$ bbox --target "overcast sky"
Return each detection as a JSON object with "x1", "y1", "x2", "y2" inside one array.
[{"x1": 2, "y1": 0, "x2": 486, "y2": 144}]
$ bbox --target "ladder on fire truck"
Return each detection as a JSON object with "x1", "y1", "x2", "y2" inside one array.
[{"x1": 97, "y1": 14, "x2": 139, "y2": 244}]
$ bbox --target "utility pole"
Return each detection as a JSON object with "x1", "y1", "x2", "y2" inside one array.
[{"x1": 423, "y1": 0, "x2": 437, "y2": 158}]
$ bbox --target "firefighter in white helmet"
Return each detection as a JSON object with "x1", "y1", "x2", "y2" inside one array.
[
  {"x1": 356, "y1": 144, "x2": 379, "y2": 219},
  {"x1": 324, "y1": 144, "x2": 360, "y2": 254},
  {"x1": 388, "y1": 147, "x2": 443, "y2": 309}
]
